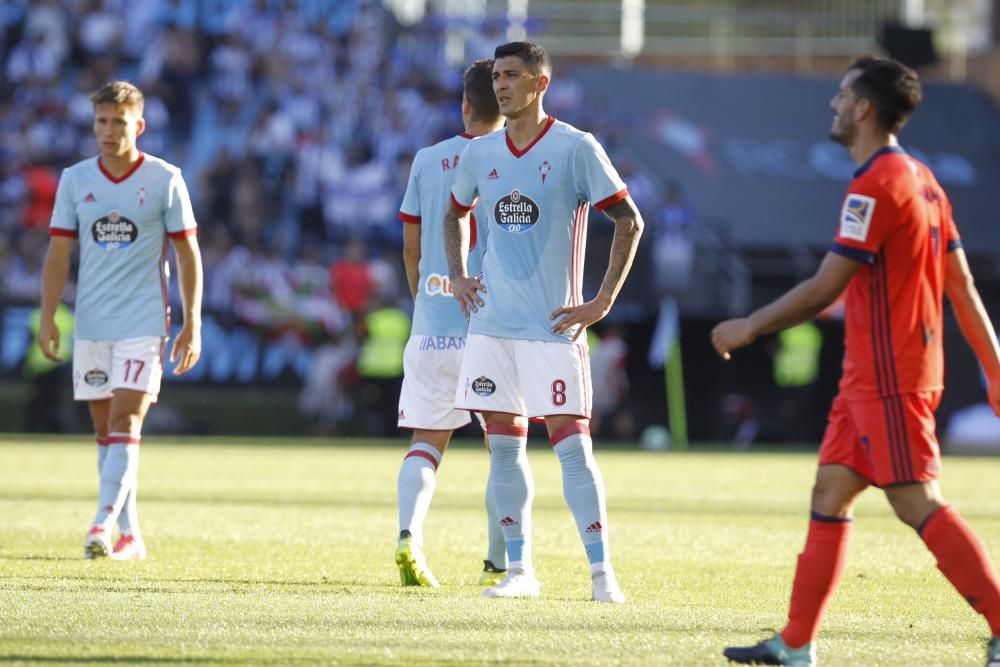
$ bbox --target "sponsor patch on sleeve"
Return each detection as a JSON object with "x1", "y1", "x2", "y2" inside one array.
[{"x1": 838, "y1": 193, "x2": 876, "y2": 242}]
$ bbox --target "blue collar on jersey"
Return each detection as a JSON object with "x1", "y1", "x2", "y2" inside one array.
[{"x1": 853, "y1": 145, "x2": 906, "y2": 178}]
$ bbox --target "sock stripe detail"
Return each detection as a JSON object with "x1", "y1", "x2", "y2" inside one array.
[
  {"x1": 96, "y1": 435, "x2": 110, "y2": 446},
  {"x1": 916, "y1": 504, "x2": 947, "y2": 536},
  {"x1": 549, "y1": 421, "x2": 591, "y2": 447},
  {"x1": 487, "y1": 423, "x2": 528, "y2": 437},
  {"x1": 810, "y1": 510, "x2": 853, "y2": 524},
  {"x1": 107, "y1": 435, "x2": 142, "y2": 445},
  {"x1": 404, "y1": 449, "x2": 439, "y2": 470}
]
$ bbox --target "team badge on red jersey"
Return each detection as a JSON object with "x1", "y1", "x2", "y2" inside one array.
[{"x1": 839, "y1": 193, "x2": 876, "y2": 242}]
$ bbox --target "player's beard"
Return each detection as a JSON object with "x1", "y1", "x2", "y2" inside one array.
[{"x1": 829, "y1": 114, "x2": 855, "y2": 146}]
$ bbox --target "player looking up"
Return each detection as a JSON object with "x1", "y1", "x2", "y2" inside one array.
[
  {"x1": 394, "y1": 59, "x2": 508, "y2": 588},
  {"x1": 445, "y1": 42, "x2": 644, "y2": 602},
  {"x1": 39, "y1": 80, "x2": 203, "y2": 561},
  {"x1": 713, "y1": 57, "x2": 1000, "y2": 666}
]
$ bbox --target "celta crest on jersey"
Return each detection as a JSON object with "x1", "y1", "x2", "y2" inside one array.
[
  {"x1": 495, "y1": 189, "x2": 540, "y2": 233},
  {"x1": 92, "y1": 210, "x2": 139, "y2": 248},
  {"x1": 539, "y1": 160, "x2": 551, "y2": 184}
]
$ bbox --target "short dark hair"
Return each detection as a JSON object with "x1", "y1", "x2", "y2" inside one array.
[
  {"x1": 494, "y1": 42, "x2": 551, "y2": 77},
  {"x1": 91, "y1": 80, "x2": 144, "y2": 113},
  {"x1": 463, "y1": 59, "x2": 500, "y2": 123},
  {"x1": 847, "y1": 56, "x2": 921, "y2": 134}
]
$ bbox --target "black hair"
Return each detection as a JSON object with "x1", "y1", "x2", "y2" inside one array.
[
  {"x1": 463, "y1": 59, "x2": 501, "y2": 122},
  {"x1": 847, "y1": 56, "x2": 922, "y2": 133},
  {"x1": 494, "y1": 42, "x2": 552, "y2": 76}
]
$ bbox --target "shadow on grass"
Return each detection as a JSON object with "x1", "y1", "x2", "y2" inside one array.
[
  {"x1": 0, "y1": 571, "x2": 384, "y2": 592},
  {"x1": 0, "y1": 491, "x2": 805, "y2": 519},
  {"x1": 0, "y1": 657, "x2": 235, "y2": 664}
]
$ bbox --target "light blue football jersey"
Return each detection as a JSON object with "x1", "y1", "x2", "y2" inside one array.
[
  {"x1": 400, "y1": 133, "x2": 489, "y2": 338},
  {"x1": 49, "y1": 153, "x2": 197, "y2": 340},
  {"x1": 451, "y1": 118, "x2": 628, "y2": 343}
]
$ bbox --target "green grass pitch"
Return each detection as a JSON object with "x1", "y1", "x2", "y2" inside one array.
[{"x1": 1, "y1": 436, "x2": 998, "y2": 665}]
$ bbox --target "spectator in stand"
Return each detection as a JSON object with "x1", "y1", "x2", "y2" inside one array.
[
  {"x1": 330, "y1": 236, "x2": 374, "y2": 315},
  {"x1": 651, "y1": 182, "x2": 696, "y2": 297},
  {"x1": 20, "y1": 161, "x2": 58, "y2": 229}
]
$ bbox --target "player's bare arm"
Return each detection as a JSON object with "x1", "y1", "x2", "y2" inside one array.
[
  {"x1": 712, "y1": 251, "x2": 859, "y2": 360},
  {"x1": 550, "y1": 196, "x2": 643, "y2": 340},
  {"x1": 402, "y1": 223, "x2": 422, "y2": 299},
  {"x1": 38, "y1": 235, "x2": 75, "y2": 362},
  {"x1": 170, "y1": 233, "x2": 204, "y2": 375},
  {"x1": 944, "y1": 248, "x2": 1000, "y2": 414},
  {"x1": 444, "y1": 200, "x2": 486, "y2": 318}
]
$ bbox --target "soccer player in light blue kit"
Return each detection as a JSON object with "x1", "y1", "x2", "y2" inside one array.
[
  {"x1": 394, "y1": 60, "x2": 509, "y2": 588},
  {"x1": 445, "y1": 42, "x2": 644, "y2": 602},
  {"x1": 38, "y1": 81, "x2": 203, "y2": 560}
]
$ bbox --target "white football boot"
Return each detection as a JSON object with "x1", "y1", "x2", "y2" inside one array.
[
  {"x1": 110, "y1": 534, "x2": 147, "y2": 561},
  {"x1": 591, "y1": 571, "x2": 626, "y2": 603},
  {"x1": 481, "y1": 568, "x2": 541, "y2": 598}
]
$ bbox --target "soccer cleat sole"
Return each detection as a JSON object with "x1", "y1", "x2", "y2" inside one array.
[{"x1": 84, "y1": 537, "x2": 110, "y2": 560}]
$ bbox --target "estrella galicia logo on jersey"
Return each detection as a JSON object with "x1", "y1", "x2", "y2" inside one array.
[
  {"x1": 495, "y1": 189, "x2": 540, "y2": 233},
  {"x1": 92, "y1": 210, "x2": 138, "y2": 249},
  {"x1": 839, "y1": 193, "x2": 875, "y2": 242},
  {"x1": 472, "y1": 376, "x2": 496, "y2": 397},
  {"x1": 424, "y1": 273, "x2": 453, "y2": 297},
  {"x1": 84, "y1": 369, "x2": 108, "y2": 386}
]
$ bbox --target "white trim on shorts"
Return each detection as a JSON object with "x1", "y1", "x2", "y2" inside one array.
[
  {"x1": 454, "y1": 333, "x2": 591, "y2": 418},
  {"x1": 73, "y1": 336, "x2": 165, "y2": 401}
]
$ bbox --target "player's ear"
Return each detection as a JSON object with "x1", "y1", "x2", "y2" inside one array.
[
  {"x1": 854, "y1": 97, "x2": 871, "y2": 123},
  {"x1": 537, "y1": 74, "x2": 550, "y2": 95},
  {"x1": 135, "y1": 116, "x2": 146, "y2": 137}
]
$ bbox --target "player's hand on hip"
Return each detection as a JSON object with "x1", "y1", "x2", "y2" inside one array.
[
  {"x1": 171, "y1": 323, "x2": 202, "y2": 375},
  {"x1": 37, "y1": 319, "x2": 63, "y2": 362},
  {"x1": 711, "y1": 318, "x2": 755, "y2": 360},
  {"x1": 550, "y1": 297, "x2": 610, "y2": 341},
  {"x1": 452, "y1": 275, "x2": 486, "y2": 319}
]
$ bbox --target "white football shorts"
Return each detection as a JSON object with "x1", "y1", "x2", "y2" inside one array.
[
  {"x1": 73, "y1": 336, "x2": 166, "y2": 401},
  {"x1": 455, "y1": 333, "x2": 592, "y2": 419},
  {"x1": 398, "y1": 334, "x2": 473, "y2": 430}
]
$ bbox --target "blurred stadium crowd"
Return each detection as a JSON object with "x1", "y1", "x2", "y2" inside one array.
[{"x1": 0, "y1": 0, "x2": 672, "y2": 434}]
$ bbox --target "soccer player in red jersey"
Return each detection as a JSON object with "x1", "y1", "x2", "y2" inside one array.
[{"x1": 712, "y1": 57, "x2": 1000, "y2": 666}]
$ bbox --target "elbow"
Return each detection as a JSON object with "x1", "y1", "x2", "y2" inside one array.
[
  {"x1": 632, "y1": 215, "x2": 645, "y2": 238},
  {"x1": 620, "y1": 214, "x2": 644, "y2": 240}
]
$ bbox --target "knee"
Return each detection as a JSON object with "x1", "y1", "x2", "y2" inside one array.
[
  {"x1": 810, "y1": 482, "x2": 854, "y2": 518},
  {"x1": 108, "y1": 412, "x2": 142, "y2": 435},
  {"x1": 884, "y1": 489, "x2": 944, "y2": 529}
]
